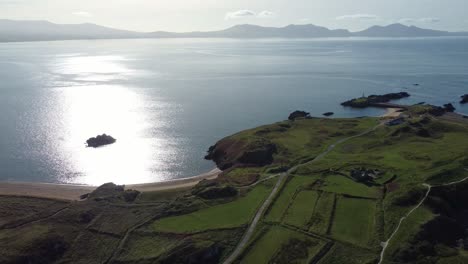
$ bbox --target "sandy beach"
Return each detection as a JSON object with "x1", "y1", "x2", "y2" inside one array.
[
  {"x1": 381, "y1": 108, "x2": 404, "y2": 118},
  {"x1": 0, "y1": 168, "x2": 221, "y2": 201}
]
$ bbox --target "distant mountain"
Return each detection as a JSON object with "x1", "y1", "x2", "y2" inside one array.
[
  {"x1": 354, "y1": 23, "x2": 452, "y2": 37},
  {"x1": 0, "y1": 19, "x2": 142, "y2": 42},
  {"x1": 0, "y1": 20, "x2": 467, "y2": 42},
  {"x1": 148, "y1": 24, "x2": 351, "y2": 38}
]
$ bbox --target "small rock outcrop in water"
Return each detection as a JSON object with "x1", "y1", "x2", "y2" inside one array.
[
  {"x1": 460, "y1": 94, "x2": 468, "y2": 104},
  {"x1": 86, "y1": 134, "x2": 116, "y2": 148},
  {"x1": 288, "y1": 111, "x2": 310, "y2": 120},
  {"x1": 323, "y1": 112, "x2": 334, "y2": 117},
  {"x1": 443, "y1": 103, "x2": 456, "y2": 112},
  {"x1": 341, "y1": 92, "x2": 410, "y2": 108}
]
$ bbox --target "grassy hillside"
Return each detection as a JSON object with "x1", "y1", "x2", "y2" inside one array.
[{"x1": 1, "y1": 112, "x2": 467, "y2": 264}]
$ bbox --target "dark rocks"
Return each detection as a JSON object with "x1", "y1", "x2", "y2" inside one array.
[
  {"x1": 86, "y1": 134, "x2": 116, "y2": 148},
  {"x1": 323, "y1": 112, "x2": 334, "y2": 117},
  {"x1": 386, "y1": 117, "x2": 405, "y2": 126},
  {"x1": 238, "y1": 142, "x2": 277, "y2": 166},
  {"x1": 288, "y1": 110, "x2": 310, "y2": 120},
  {"x1": 341, "y1": 92, "x2": 410, "y2": 108},
  {"x1": 205, "y1": 138, "x2": 277, "y2": 170},
  {"x1": 88, "y1": 183, "x2": 140, "y2": 203},
  {"x1": 428, "y1": 106, "x2": 446, "y2": 116},
  {"x1": 350, "y1": 168, "x2": 381, "y2": 183},
  {"x1": 443, "y1": 103, "x2": 456, "y2": 112},
  {"x1": 459, "y1": 94, "x2": 468, "y2": 104},
  {"x1": 196, "y1": 185, "x2": 238, "y2": 200},
  {"x1": 416, "y1": 128, "x2": 431, "y2": 138}
]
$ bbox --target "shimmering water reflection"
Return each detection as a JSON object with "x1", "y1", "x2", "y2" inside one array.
[
  {"x1": 48, "y1": 55, "x2": 177, "y2": 185},
  {"x1": 1, "y1": 38, "x2": 467, "y2": 185}
]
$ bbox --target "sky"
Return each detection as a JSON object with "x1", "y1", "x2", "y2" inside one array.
[{"x1": 1, "y1": 0, "x2": 467, "y2": 32}]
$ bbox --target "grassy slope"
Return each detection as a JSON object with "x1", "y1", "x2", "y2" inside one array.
[
  {"x1": 151, "y1": 181, "x2": 273, "y2": 233},
  {"x1": 2, "y1": 114, "x2": 467, "y2": 264},
  {"x1": 320, "y1": 175, "x2": 381, "y2": 199},
  {"x1": 265, "y1": 175, "x2": 318, "y2": 223},
  {"x1": 283, "y1": 190, "x2": 319, "y2": 228},
  {"x1": 331, "y1": 197, "x2": 377, "y2": 247},
  {"x1": 242, "y1": 225, "x2": 325, "y2": 264}
]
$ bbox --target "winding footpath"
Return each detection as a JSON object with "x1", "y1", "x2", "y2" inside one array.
[
  {"x1": 223, "y1": 124, "x2": 382, "y2": 264},
  {"x1": 378, "y1": 171, "x2": 468, "y2": 264}
]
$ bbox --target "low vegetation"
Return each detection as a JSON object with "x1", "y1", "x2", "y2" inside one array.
[{"x1": 1, "y1": 110, "x2": 467, "y2": 263}]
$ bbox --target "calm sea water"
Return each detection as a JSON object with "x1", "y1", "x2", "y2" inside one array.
[{"x1": 0, "y1": 37, "x2": 467, "y2": 185}]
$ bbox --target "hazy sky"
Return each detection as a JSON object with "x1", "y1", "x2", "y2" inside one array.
[{"x1": 1, "y1": 0, "x2": 467, "y2": 32}]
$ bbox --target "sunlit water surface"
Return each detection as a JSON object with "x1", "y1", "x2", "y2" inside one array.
[{"x1": 0, "y1": 38, "x2": 467, "y2": 185}]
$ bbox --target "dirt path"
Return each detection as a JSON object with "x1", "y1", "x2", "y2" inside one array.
[
  {"x1": 223, "y1": 123, "x2": 382, "y2": 264},
  {"x1": 378, "y1": 174, "x2": 468, "y2": 264}
]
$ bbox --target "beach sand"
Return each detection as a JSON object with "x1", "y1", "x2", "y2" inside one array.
[
  {"x1": 381, "y1": 108, "x2": 403, "y2": 118},
  {"x1": 0, "y1": 109, "x2": 405, "y2": 201},
  {"x1": 0, "y1": 168, "x2": 221, "y2": 201}
]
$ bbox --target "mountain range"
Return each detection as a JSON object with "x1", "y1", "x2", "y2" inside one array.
[{"x1": 1, "y1": 19, "x2": 467, "y2": 42}]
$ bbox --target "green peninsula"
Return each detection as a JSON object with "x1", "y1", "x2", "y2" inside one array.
[{"x1": 1, "y1": 106, "x2": 468, "y2": 264}]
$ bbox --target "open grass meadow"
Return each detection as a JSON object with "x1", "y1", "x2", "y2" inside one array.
[
  {"x1": 283, "y1": 190, "x2": 319, "y2": 228},
  {"x1": 151, "y1": 180, "x2": 273, "y2": 233},
  {"x1": 308, "y1": 191, "x2": 335, "y2": 235},
  {"x1": 320, "y1": 174, "x2": 381, "y2": 199},
  {"x1": 265, "y1": 175, "x2": 317, "y2": 223},
  {"x1": 318, "y1": 243, "x2": 379, "y2": 264},
  {"x1": 331, "y1": 197, "x2": 377, "y2": 247},
  {"x1": 225, "y1": 117, "x2": 378, "y2": 169},
  {"x1": 241, "y1": 225, "x2": 326, "y2": 264}
]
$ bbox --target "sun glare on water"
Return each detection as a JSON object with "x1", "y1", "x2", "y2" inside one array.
[{"x1": 50, "y1": 55, "x2": 174, "y2": 185}]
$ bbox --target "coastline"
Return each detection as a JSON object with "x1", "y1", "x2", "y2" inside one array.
[
  {"x1": 0, "y1": 110, "x2": 400, "y2": 202},
  {"x1": 0, "y1": 168, "x2": 221, "y2": 201},
  {"x1": 381, "y1": 107, "x2": 403, "y2": 117}
]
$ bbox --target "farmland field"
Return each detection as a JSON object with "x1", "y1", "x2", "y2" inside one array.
[
  {"x1": 283, "y1": 190, "x2": 319, "y2": 228},
  {"x1": 241, "y1": 226, "x2": 326, "y2": 264},
  {"x1": 331, "y1": 197, "x2": 377, "y2": 247}
]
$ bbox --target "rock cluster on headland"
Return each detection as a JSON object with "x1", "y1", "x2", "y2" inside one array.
[
  {"x1": 461, "y1": 94, "x2": 468, "y2": 104},
  {"x1": 341, "y1": 92, "x2": 410, "y2": 108},
  {"x1": 80, "y1": 182, "x2": 140, "y2": 202},
  {"x1": 205, "y1": 137, "x2": 277, "y2": 170},
  {"x1": 86, "y1": 134, "x2": 116, "y2": 148},
  {"x1": 288, "y1": 110, "x2": 311, "y2": 120},
  {"x1": 443, "y1": 103, "x2": 456, "y2": 112}
]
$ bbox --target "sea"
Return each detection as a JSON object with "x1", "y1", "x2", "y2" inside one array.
[{"x1": 0, "y1": 37, "x2": 467, "y2": 185}]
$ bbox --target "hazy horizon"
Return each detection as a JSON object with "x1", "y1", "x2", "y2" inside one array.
[{"x1": 1, "y1": 0, "x2": 467, "y2": 33}]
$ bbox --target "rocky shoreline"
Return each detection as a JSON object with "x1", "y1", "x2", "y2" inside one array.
[{"x1": 341, "y1": 92, "x2": 410, "y2": 108}]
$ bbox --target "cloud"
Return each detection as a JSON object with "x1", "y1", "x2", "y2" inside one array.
[
  {"x1": 419, "y1": 17, "x2": 440, "y2": 23},
  {"x1": 399, "y1": 18, "x2": 416, "y2": 23},
  {"x1": 258, "y1": 10, "x2": 275, "y2": 18},
  {"x1": 72, "y1": 11, "x2": 93, "y2": 17},
  {"x1": 225, "y1": 10, "x2": 256, "y2": 20},
  {"x1": 399, "y1": 17, "x2": 440, "y2": 24},
  {"x1": 336, "y1": 14, "x2": 379, "y2": 20}
]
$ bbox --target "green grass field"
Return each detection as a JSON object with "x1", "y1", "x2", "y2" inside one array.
[
  {"x1": 309, "y1": 192, "x2": 335, "y2": 235},
  {"x1": 319, "y1": 242, "x2": 378, "y2": 264},
  {"x1": 283, "y1": 190, "x2": 319, "y2": 228},
  {"x1": 331, "y1": 197, "x2": 376, "y2": 247},
  {"x1": 241, "y1": 226, "x2": 325, "y2": 264},
  {"x1": 151, "y1": 181, "x2": 272, "y2": 233},
  {"x1": 116, "y1": 233, "x2": 178, "y2": 262},
  {"x1": 265, "y1": 175, "x2": 317, "y2": 222},
  {"x1": 320, "y1": 175, "x2": 381, "y2": 199}
]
